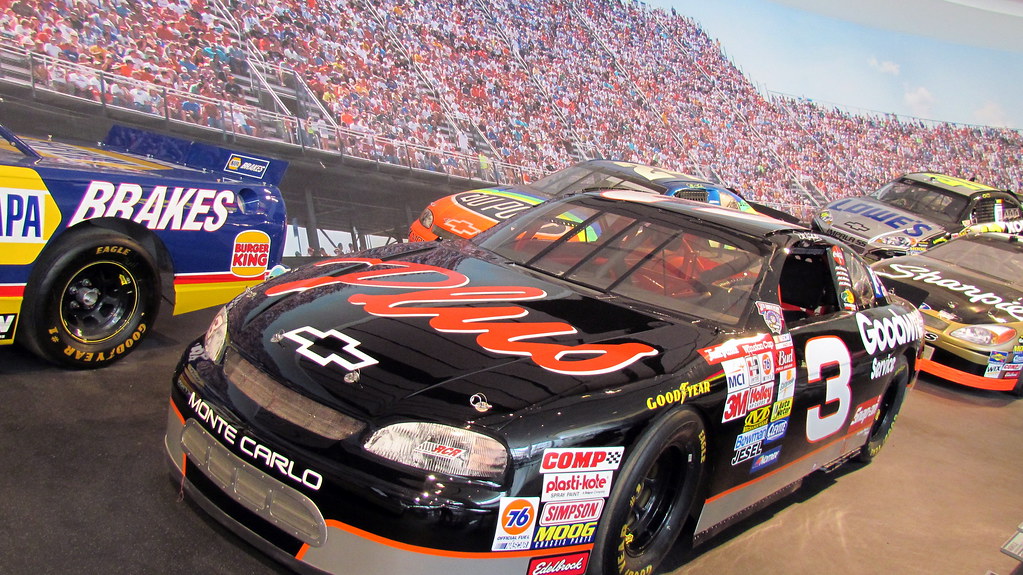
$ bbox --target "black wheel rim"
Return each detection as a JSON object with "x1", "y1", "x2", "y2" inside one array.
[
  {"x1": 59, "y1": 261, "x2": 139, "y2": 343},
  {"x1": 869, "y1": 376, "x2": 901, "y2": 441},
  {"x1": 624, "y1": 446, "x2": 686, "y2": 555}
]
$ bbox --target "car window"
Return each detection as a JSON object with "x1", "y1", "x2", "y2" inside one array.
[
  {"x1": 839, "y1": 249, "x2": 879, "y2": 310},
  {"x1": 482, "y1": 198, "x2": 763, "y2": 325},
  {"x1": 777, "y1": 245, "x2": 841, "y2": 324},
  {"x1": 872, "y1": 181, "x2": 968, "y2": 227},
  {"x1": 529, "y1": 164, "x2": 667, "y2": 198}
]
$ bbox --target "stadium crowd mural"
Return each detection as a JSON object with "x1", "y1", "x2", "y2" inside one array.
[{"x1": 1, "y1": 0, "x2": 1021, "y2": 222}]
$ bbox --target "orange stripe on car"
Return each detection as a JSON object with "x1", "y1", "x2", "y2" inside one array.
[{"x1": 919, "y1": 357, "x2": 1018, "y2": 392}]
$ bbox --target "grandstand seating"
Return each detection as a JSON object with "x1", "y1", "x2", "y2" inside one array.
[{"x1": 1, "y1": 0, "x2": 1020, "y2": 219}]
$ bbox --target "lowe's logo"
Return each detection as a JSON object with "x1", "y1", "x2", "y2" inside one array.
[{"x1": 225, "y1": 154, "x2": 269, "y2": 179}]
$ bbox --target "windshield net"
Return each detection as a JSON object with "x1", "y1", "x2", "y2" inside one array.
[{"x1": 481, "y1": 198, "x2": 763, "y2": 324}]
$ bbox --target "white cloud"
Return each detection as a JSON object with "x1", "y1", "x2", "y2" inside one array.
[
  {"x1": 903, "y1": 85, "x2": 935, "y2": 118},
  {"x1": 869, "y1": 57, "x2": 900, "y2": 76},
  {"x1": 973, "y1": 101, "x2": 1010, "y2": 127}
]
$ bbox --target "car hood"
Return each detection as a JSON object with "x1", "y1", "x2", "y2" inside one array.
[
  {"x1": 819, "y1": 197, "x2": 946, "y2": 244},
  {"x1": 224, "y1": 243, "x2": 707, "y2": 426},
  {"x1": 873, "y1": 257, "x2": 1023, "y2": 324}
]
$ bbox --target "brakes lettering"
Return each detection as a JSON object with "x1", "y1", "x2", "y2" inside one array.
[
  {"x1": 540, "y1": 500, "x2": 604, "y2": 526},
  {"x1": 68, "y1": 181, "x2": 233, "y2": 231}
]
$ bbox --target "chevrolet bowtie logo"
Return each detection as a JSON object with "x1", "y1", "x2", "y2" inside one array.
[{"x1": 283, "y1": 326, "x2": 379, "y2": 371}]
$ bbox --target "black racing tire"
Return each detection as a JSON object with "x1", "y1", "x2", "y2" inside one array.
[
  {"x1": 858, "y1": 356, "x2": 909, "y2": 462},
  {"x1": 589, "y1": 409, "x2": 706, "y2": 575},
  {"x1": 20, "y1": 228, "x2": 159, "y2": 369}
]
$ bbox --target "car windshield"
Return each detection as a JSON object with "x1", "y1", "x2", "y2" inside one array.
[
  {"x1": 480, "y1": 196, "x2": 764, "y2": 325},
  {"x1": 529, "y1": 164, "x2": 669, "y2": 197},
  {"x1": 926, "y1": 235, "x2": 1023, "y2": 278},
  {"x1": 871, "y1": 181, "x2": 968, "y2": 227}
]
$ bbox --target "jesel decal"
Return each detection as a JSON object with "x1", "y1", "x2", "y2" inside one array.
[{"x1": 266, "y1": 259, "x2": 657, "y2": 376}]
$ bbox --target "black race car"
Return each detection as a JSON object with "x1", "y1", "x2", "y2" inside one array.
[
  {"x1": 873, "y1": 223, "x2": 1023, "y2": 396},
  {"x1": 166, "y1": 190, "x2": 923, "y2": 575}
]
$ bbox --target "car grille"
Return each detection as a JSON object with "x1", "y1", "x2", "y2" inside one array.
[
  {"x1": 225, "y1": 349, "x2": 365, "y2": 441},
  {"x1": 180, "y1": 420, "x2": 328, "y2": 546},
  {"x1": 821, "y1": 229, "x2": 867, "y2": 251},
  {"x1": 676, "y1": 189, "x2": 710, "y2": 203}
]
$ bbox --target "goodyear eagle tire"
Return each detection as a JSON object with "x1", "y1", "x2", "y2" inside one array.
[
  {"x1": 590, "y1": 409, "x2": 706, "y2": 575},
  {"x1": 857, "y1": 356, "x2": 908, "y2": 462},
  {"x1": 21, "y1": 228, "x2": 159, "y2": 368}
]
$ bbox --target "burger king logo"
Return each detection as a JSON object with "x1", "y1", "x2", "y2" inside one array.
[{"x1": 231, "y1": 230, "x2": 271, "y2": 277}]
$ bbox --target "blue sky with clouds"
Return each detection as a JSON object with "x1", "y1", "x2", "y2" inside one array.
[{"x1": 646, "y1": 0, "x2": 1023, "y2": 130}]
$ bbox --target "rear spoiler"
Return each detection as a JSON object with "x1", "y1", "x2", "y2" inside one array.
[{"x1": 103, "y1": 125, "x2": 288, "y2": 186}]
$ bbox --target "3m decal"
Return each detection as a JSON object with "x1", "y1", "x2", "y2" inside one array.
[
  {"x1": 876, "y1": 263, "x2": 1023, "y2": 320},
  {"x1": 0, "y1": 313, "x2": 16, "y2": 341},
  {"x1": 492, "y1": 497, "x2": 538, "y2": 551},
  {"x1": 527, "y1": 551, "x2": 589, "y2": 575},
  {"x1": 268, "y1": 259, "x2": 658, "y2": 375},
  {"x1": 540, "y1": 499, "x2": 604, "y2": 526},
  {"x1": 532, "y1": 521, "x2": 597, "y2": 549},
  {"x1": 282, "y1": 326, "x2": 379, "y2": 370},
  {"x1": 540, "y1": 447, "x2": 623, "y2": 473},
  {"x1": 68, "y1": 181, "x2": 234, "y2": 231}
]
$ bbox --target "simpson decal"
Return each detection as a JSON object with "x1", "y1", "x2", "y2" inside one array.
[
  {"x1": 539, "y1": 499, "x2": 604, "y2": 526},
  {"x1": 492, "y1": 497, "x2": 538, "y2": 551}
]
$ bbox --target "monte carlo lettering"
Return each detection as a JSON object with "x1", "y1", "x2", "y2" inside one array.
[
  {"x1": 68, "y1": 181, "x2": 235, "y2": 231},
  {"x1": 265, "y1": 259, "x2": 657, "y2": 376}
]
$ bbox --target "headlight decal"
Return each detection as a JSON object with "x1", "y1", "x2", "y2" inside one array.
[{"x1": 364, "y1": 422, "x2": 508, "y2": 479}]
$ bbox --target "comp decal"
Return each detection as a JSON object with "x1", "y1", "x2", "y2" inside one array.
[
  {"x1": 269, "y1": 259, "x2": 658, "y2": 376},
  {"x1": 67, "y1": 181, "x2": 235, "y2": 231},
  {"x1": 533, "y1": 447, "x2": 622, "y2": 550}
]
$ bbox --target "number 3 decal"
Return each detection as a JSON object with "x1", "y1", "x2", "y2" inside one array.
[{"x1": 805, "y1": 336, "x2": 852, "y2": 442}]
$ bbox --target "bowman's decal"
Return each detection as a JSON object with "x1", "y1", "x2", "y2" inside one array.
[
  {"x1": 269, "y1": 259, "x2": 658, "y2": 376},
  {"x1": 492, "y1": 497, "x2": 538, "y2": 551},
  {"x1": 283, "y1": 326, "x2": 379, "y2": 370}
]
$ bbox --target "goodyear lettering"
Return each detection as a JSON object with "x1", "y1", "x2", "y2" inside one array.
[
  {"x1": 187, "y1": 391, "x2": 323, "y2": 490},
  {"x1": 876, "y1": 263, "x2": 1023, "y2": 320},
  {"x1": 1, "y1": 191, "x2": 42, "y2": 238},
  {"x1": 533, "y1": 521, "x2": 597, "y2": 548},
  {"x1": 856, "y1": 310, "x2": 924, "y2": 355},
  {"x1": 59, "y1": 322, "x2": 146, "y2": 362},
  {"x1": 644, "y1": 379, "x2": 711, "y2": 410},
  {"x1": 68, "y1": 181, "x2": 233, "y2": 231}
]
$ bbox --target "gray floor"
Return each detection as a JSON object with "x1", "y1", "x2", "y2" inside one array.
[{"x1": 1, "y1": 306, "x2": 1020, "y2": 575}]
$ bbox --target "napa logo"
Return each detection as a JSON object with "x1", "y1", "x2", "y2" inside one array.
[
  {"x1": 225, "y1": 154, "x2": 269, "y2": 179},
  {"x1": 0, "y1": 166, "x2": 63, "y2": 265}
]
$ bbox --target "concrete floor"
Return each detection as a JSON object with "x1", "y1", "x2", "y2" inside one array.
[{"x1": 1, "y1": 306, "x2": 1021, "y2": 575}]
